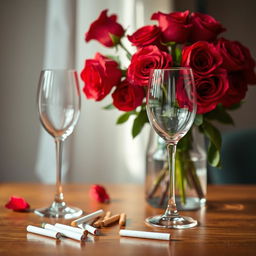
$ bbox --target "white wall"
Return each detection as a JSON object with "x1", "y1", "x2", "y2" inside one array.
[{"x1": 0, "y1": 0, "x2": 46, "y2": 182}]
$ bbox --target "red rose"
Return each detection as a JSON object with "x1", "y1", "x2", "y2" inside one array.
[
  {"x1": 194, "y1": 69, "x2": 229, "y2": 114},
  {"x1": 81, "y1": 53, "x2": 122, "y2": 101},
  {"x1": 5, "y1": 196, "x2": 30, "y2": 211},
  {"x1": 127, "y1": 45, "x2": 173, "y2": 86},
  {"x1": 85, "y1": 9, "x2": 125, "y2": 47},
  {"x1": 89, "y1": 184, "x2": 110, "y2": 203},
  {"x1": 216, "y1": 38, "x2": 256, "y2": 84},
  {"x1": 127, "y1": 25, "x2": 164, "y2": 49},
  {"x1": 190, "y1": 12, "x2": 226, "y2": 42},
  {"x1": 221, "y1": 71, "x2": 248, "y2": 107},
  {"x1": 181, "y1": 41, "x2": 222, "y2": 76},
  {"x1": 151, "y1": 10, "x2": 192, "y2": 43},
  {"x1": 112, "y1": 80, "x2": 145, "y2": 111}
]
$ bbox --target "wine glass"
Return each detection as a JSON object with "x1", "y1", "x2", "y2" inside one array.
[
  {"x1": 34, "y1": 69, "x2": 83, "y2": 219},
  {"x1": 146, "y1": 68, "x2": 198, "y2": 229}
]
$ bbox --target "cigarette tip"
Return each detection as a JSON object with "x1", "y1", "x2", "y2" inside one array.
[{"x1": 71, "y1": 221, "x2": 76, "y2": 227}]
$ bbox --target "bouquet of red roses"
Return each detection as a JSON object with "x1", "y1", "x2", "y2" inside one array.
[{"x1": 81, "y1": 9, "x2": 256, "y2": 172}]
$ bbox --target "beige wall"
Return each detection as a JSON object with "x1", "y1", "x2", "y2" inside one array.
[{"x1": 0, "y1": 0, "x2": 46, "y2": 181}]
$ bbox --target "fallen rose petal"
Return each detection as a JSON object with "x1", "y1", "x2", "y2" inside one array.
[
  {"x1": 5, "y1": 196, "x2": 30, "y2": 211},
  {"x1": 89, "y1": 185, "x2": 110, "y2": 203}
]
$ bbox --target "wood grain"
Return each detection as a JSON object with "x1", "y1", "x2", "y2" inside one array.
[{"x1": 0, "y1": 183, "x2": 256, "y2": 256}]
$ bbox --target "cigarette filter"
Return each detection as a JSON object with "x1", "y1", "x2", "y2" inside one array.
[
  {"x1": 102, "y1": 214, "x2": 120, "y2": 226},
  {"x1": 103, "y1": 211, "x2": 111, "y2": 220},
  {"x1": 92, "y1": 218, "x2": 103, "y2": 228},
  {"x1": 93, "y1": 211, "x2": 111, "y2": 228},
  {"x1": 27, "y1": 225, "x2": 61, "y2": 239},
  {"x1": 119, "y1": 229, "x2": 171, "y2": 241},
  {"x1": 119, "y1": 213, "x2": 126, "y2": 227}
]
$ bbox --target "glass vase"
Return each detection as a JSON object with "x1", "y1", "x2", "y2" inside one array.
[{"x1": 145, "y1": 126, "x2": 207, "y2": 210}]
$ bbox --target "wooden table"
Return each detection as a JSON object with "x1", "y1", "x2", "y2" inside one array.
[{"x1": 0, "y1": 184, "x2": 256, "y2": 256}]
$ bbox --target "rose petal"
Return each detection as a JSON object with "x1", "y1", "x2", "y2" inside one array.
[
  {"x1": 5, "y1": 196, "x2": 30, "y2": 211},
  {"x1": 89, "y1": 185, "x2": 110, "y2": 203}
]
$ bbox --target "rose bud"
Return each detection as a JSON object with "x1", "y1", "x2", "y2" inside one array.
[
  {"x1": 189, "y1": 12, "x2": 226, "y2": 42},
  {"x1": 81, "y1": 53, "x2": 122, "y2": 101},
  {"x1": 89, "y1": 185, "x2": 110, "y2": 203},
  {"x1": 85, "y1": 9, "x2": 125, "y2": 47},
  {"x1": 112, "y1": 80, "x2": 145, "y2": 111},
  {"x1": 5, "y1": 196, "x2": 30, "y2": 211},
  {"x1": 151, "y1": 10, "x2": 192, "y2": 43},
  {"x1": 181, "y1": 41, "x2": 222, "y2": 76},
  {"x1": 127, "y1": 45, "x2": 173, "y2": 86}
]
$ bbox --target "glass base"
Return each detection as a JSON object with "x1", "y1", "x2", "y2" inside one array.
[
  {"x1": 145, "y1": 214, "x2": 198, "y2": 229},
  {"x1": 34, "y1": 201, "x2": 83, "y2": 219}
]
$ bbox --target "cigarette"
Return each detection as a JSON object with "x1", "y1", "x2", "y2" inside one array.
[
  {"x1": 44, "y1": 224, "x2": 86, "y2": 241},
  {"x1": 55, "y1": 223, "x2": 88, "y2": 236},
  {"x1": 93, "y1": 211, "x2": 111, "y2": 228},
  {"x1": 84, "y1": 224, "x2": 100, "y2": 235},
  {"x1": 92, "y1": 218, "x2": 103, "y2": 228},
  {"x1": 26, "y1": 225, "x2": 61, "y2": 239},
  {"x1": 102, "y1": 214, "x2": 120, "y2": 227},
  {"x1": 71, "y1": 209, "x2": 104, "y2": 226},
  {"x1": 119, "y1": 230, "x2": 171, "y2": 241},
  {"x1": 119, "y1": 213, "x2": 126, "y2": 227},
  {"x1": 103, "y1": 211, "x2": 111, "y2": 220}
]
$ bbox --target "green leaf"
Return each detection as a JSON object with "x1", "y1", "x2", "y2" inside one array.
[
  {"x1": 208, "y1": 141, "x2": 221, "y2": 167},
  {"x1": 109, "y1": 33, "x2": 121, "y2": 46},
  {"x1": 162, "y1": 41, "x2": 176, "y2": 46},
  {"x1": 205, "y1": 105, "x2": 234, "y2": 125},
  {"x1": 174, "y1": 46, "x2": 182, "y2": 66},
  {"x1": 202, "y1": 121, "x2": 221, "y2": 150},
  {"x1": 121, "y1": 69, "x2": 127, "y2": 76},
  {"x1": 116, "y1": 112, "x2": 133, "y2": 124},
  {"x1": 201, "y1": 121, "x2": 222, "y2": 167},
  {"x1": 177, "y1": 132, "x2": 191, "y2": 152},
  {"x1": 103, "y1": 103, "x2": 115, "y2": 110},
  {"x1": 105, "y1": 55, "x2": 121, "y2": 65},
  {"x1": 132, "y1": 108, "x2": 149, "y2": 138},
  {"x1": 126, "y1": 52, "x2": 132, "y2": 60},
  {"x1": 225, "y1": 102, "x2": 242, "y2": 110},
  {"x1": 194, "y1": 114, "x2": 203, "y2": 126}
]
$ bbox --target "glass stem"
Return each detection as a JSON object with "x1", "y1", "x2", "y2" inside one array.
[
  {"x1": 54, "y1": 138, "x2": 64, "y2": 203},
  {"x1": 164, "y1": 142, "x2": 179, "y2": 217}
]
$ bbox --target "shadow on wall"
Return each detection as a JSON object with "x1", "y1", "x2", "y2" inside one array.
[{"x1": 208, "y1": 129, "x2": 256, "y2": 184}]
